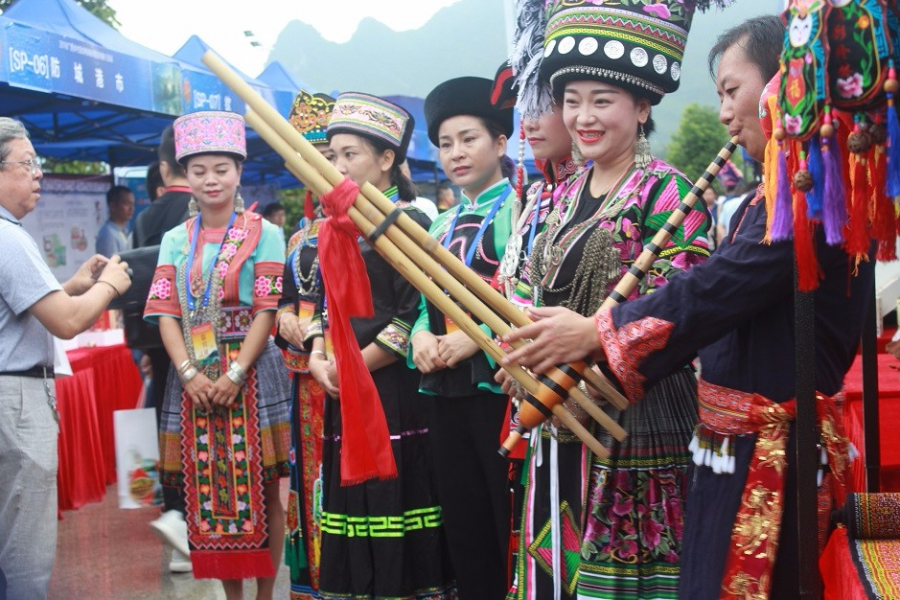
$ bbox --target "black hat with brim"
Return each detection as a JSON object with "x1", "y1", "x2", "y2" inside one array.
[{"x1": 425, "y1": 76, "x2": 514, "y2": 146}]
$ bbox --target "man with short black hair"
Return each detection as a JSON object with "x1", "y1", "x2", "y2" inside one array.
[
  {"x1": 96, "y1": 184, "x2": 134, "y2": 257},
  {"x1": 0, "y1": 117, "x2": 131, "y2": 599}
]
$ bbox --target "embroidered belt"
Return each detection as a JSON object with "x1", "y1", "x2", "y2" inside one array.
[
  {"x1": 219, "y1": 306, "x2": 253, "y2": 341},
  {"x1": 696, "y1": 378, "x2": 850, "y2": 600},
  {"x1": 283, "y1": 347, "x2": 310, "y2": 374}
]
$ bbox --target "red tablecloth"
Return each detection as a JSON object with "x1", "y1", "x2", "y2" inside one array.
[
  {"x1": 842, "y1": 353, "x2": 900, "y2": 493},
  {"x1": 56, "y1": 344, "x2": 143, "y2": 511}
]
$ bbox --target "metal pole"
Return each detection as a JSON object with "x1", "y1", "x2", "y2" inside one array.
[
  {"x1": 861, "y1": 281, "x2": 881, "y2": 493},
  {"x1": 794, "y1": 270, "x2": 821, "y2": 599}
]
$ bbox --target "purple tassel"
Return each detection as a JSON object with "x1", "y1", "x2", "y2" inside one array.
[
  {"x1": 770, "y1": 145, "x2": 794, "y2": 241},
  {"x1": 806, "y1": 137, "x2": 824, "y2": 219},
  {"x1": 886, "y1": 96, "x2": 900, "y2": 197},
  {"x1": 821, "y1": 137, "x2": 847, "y2": 245}
]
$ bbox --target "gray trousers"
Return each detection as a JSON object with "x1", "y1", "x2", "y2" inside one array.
[{"x1": 0, "y1": 376, "x2": 58, "y2": 600}]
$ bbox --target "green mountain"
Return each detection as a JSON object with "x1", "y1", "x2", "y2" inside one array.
[{"x1": 269, "y1": 0, "x2": 782, "y2": 154}]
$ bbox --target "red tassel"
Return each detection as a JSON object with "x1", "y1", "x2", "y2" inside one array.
[
  {"x1": 792, "y1": 163, "x2": 821, "y2": 291},
  {"x1": 304, "y1": 189, "x2": 315, "y2": 221},
  {"x1": 845, "y1": 153, "x2": 871, "y2": 259},
  {"x1": 871, "y1": 147, "x2": 897, "y2": 261}
]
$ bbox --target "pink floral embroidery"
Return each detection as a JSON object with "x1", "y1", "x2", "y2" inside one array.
[
  {"x1": 836, "y1": 73, "x2": 863, "y2": 98},
  {"x1": 784, "y1": 114, "x2": 804, "y2": 136},
  {"x1": 643, "y1": 3, "x2": 671, "y2": 18},
  {"x1": 150, "y1": 278, "x2": 172, "y2": 300},
  {"x1": 220, "y1": 243, "x2": 238, "y2": 260},
  {"x1": 216, "y1": 261, "x2": 229, "y2": 279},
  {"x1": 594, "y1": 308, "x2": 674, "y2": 403},
  {"x1": 228, "y1": 227, "x2": 248, "y2": 242},
  {"x1": 274, "y1": 276, "x2": 283, "y2": 294},
  {"x1": 254, "y1": 276, "x2": 272, "y2": 298}
]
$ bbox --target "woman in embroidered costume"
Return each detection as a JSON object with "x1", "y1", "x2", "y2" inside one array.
[
  {"x1": 409, "y1": 76, "x2": 516, "y2": 599},
  {"x1": 274, "y1": 90, "x2": 336, "y2": 600},
  {"x1": 502, "y1": 14, "x2": 873, "y2": 600},
  {"x1": 502, "y1": 1, "x2": 712, "y2": 598},
  {"x1": 144, "y1": 111, "x2": 291, "y2": 600},
  {"x1": 306, "y1": 92, "x2": 456, "y2": 600},
  {"x1": 491, "y1": 60, "x2": 586, "y2": 589}
]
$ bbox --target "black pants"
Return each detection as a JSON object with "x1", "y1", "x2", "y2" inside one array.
[
  {"x1": 148, "y1": 348, "x2": 186, "y2": 516},
  {"x1": 428, "y1": 392, "x2": 510, "y2": 600}
]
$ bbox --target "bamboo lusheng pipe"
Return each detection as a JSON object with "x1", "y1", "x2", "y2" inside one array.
[
  {"x1": 599, "y1": 137, "x2": 740, "y2": 310},
  {"x1": 200, "y1": 50, "x2": 627, "y2": 413},
  {"x1": 247, "y1": 112, "x2": 612, "y2": 459}
]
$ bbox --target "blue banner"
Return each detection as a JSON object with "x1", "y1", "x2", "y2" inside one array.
[{"x1": 0, "y1": 23, "x2": 183, "y2": 115}]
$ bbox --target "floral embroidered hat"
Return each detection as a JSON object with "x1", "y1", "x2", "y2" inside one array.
[
  {"x1": 289, "y1": 90, "x2": 337, "y2": 146},
  {"x1": 173, "y1": 111, "x2": 247, "y2": 165},
  {"x1": 539, "y1": 0, "x2": 728, "y2": 105},
  {"x1": 326, "y1": 92, "x2": 415, "y2": 162}
]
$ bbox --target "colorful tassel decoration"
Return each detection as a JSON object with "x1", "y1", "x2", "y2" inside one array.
[
  {"x1": 845, "y1": 149, "x2": 871, "y2": 259},
  {"x1": 805, "y1": 138, "x2": 824, "y2": 220},
  {"x1": 885, "y1": 61, "x2": 900, "y2": 197},
  {"x1": 793, "y1": 184, "x2": 821, "y2": 291},
  {"x1": 770, "y1": 135, "x2": 794, "y2": 241},
  {"x1": 820, "y1": 109, "x2": 847, "y2": 245},
  {"x1": 871, "y1": 146, "x2": 897, "y2": 261}
]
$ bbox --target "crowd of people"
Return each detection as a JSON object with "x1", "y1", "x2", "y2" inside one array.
[{"x1": 0, "y1": 2, "x2": 879, "y2": 600}]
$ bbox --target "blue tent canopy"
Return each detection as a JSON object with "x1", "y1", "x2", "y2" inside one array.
[{"x1": 0, "y1": 0, "x2": 538, "y2": 189}]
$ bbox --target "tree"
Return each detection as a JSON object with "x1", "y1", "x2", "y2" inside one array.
[
  {"x1": 665, "y1": 104, "x2": 730, "y2": 185},
  {"x1": 0, "y1": 0, "x2": 120, "y2": 28}
]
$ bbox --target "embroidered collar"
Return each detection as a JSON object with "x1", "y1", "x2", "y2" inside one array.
[
  {"x1": 383, "y1": 185, "x2": 399, "y2": 202},
  {"x1": 460, "y1": 178, "x2": 512, "y2": 211},
  {"x1": 536, "y1": 155, "x2": 580, "y2": 186}
]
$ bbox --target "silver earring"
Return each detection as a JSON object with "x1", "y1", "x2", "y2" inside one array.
[
  {"x1": 635, "y1": 124, "x2": 651, "y2": 169},
  {"x1": 234, "y1": 186, "x2": 245, "y2": 214},
  {"x1": 188, "y1": 196, "x2": 198, "y2": 218}
]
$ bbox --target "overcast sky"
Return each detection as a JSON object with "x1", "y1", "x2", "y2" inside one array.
[{"x1": 111, "y1": 0, "x2": 462, "y2": 76}]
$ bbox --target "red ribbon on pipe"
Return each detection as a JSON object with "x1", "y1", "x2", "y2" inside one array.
[{"x1": 318, "y1": 178, "x2": 398, "y2": 484}]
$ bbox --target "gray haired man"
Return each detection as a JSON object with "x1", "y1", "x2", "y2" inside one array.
[{"x1": 0, "y1": 117, "x2": 131, "y2": 599}]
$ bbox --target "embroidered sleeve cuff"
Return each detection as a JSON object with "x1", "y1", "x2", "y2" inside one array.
[
  {"x1": 252, "y1": 261, "x2": 284, "y2": 316},
  {"x1": 144, "y1": 264, "x2": 180, "y2": 323},
  {"x1": 594, "y1": 308, "x2": 675, "y2": 404},
  {"x1": 375, "y1": 318, "x2": 412, "y2": 359},
  {"x1": 306, "y1": 315, "x2": 323, "y2": 341}
]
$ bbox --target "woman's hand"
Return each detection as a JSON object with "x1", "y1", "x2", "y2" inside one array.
[
  {"x1": 437, "y1": 331, "x2": 479, "y2": 368},
  {"x1": 502, "y1": 306, "x2": 600, "y2": 375},
  {"x1": 183, "y1": 372, "x2": 215, "y2": 412},
  {"x1": 411, "y1": 331, "x2": 447, "y2": 374},
  {"x1": 210, "y1": 375, "x2": 241, "y2": 408},
  {"x1": 310, "y1": 354, "x2": 340, "y2": 399},
  {"x1": 278, "y1": 312, "x2": 309, "y2": 349}
]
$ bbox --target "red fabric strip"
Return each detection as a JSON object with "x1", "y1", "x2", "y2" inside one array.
[{"x1": 318, "y1": 178, "x2": 397, "y2": 484}]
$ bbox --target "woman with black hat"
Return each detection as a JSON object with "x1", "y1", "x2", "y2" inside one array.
[
  {"x1": 410, "y1": 76, "x2": 516, "y2": 599},
  {"x1": 307, "y1": 92, "x2": 456, "y2": 600},
  {"x1": 501, "y1": 1, "x2": 712, "y2": 598},
  {"x1": 275, "y1": 89, "x2": 336, "y2": 600}
]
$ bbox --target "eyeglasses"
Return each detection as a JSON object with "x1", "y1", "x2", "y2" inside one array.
[{"x1": 0, "y1": 157, "x2": 42, "y2": 176}]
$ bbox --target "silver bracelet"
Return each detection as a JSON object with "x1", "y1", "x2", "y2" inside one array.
[
  {"x1": 310, "y1": 350, "x2": 327, "y2": 358},
  {"x1": 177, "y1": 359, "x2": 192, "y2": 374},
  {"x1": 180, "y1": 366, "x2": 198, "y2": 384},
  {"x1": 225, "y1": 361, "x2": 247, "y2": 386}
]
